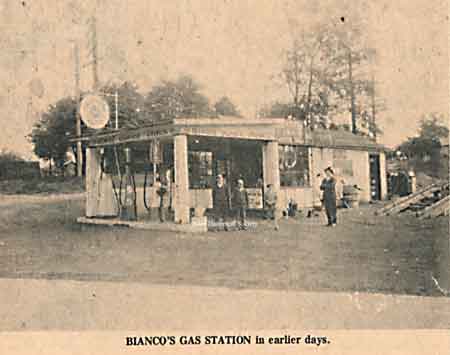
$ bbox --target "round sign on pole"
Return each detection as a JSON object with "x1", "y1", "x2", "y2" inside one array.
[{"x1": 80, "y1": 94, "x2": 110, "y2": 129}]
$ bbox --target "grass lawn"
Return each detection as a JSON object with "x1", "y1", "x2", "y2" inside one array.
[
  {"x1": 0, "y1": 176, "x2": 84, "y2": 195},
  {"x1": 0, "y1": 198, "x2": 447, "y2": 297}
]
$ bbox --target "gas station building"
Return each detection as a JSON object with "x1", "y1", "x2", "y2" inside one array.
[{"x1": 78, "y1": 117, "x2": 387, "y2": 231}]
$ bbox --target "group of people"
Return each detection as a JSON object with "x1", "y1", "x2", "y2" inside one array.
[
  {"x1": 156, "y1": 166, "x2": 339, "y2": 229},
  {"x1": 211, "y1": 173, "x2": 282, "y2": 231},
  {"x1": 211, "y1": 166, "x2": 339, "y2": 230},
  {"x1": 211, "y1": 174, "x2": 251, "y2": 231}
]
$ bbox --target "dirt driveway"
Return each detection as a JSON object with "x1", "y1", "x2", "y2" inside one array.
[{"x1": 0, "y1": 196, "x2": 447, "y2": 297}]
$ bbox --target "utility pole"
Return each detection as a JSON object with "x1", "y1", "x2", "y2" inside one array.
[
  {"x1": 348, "y1": 48, "x2": 357, "y2": 134},
  {"x1": 306, "y1": 55, "x2": 314, "y2": 126},
  {"x1": 73, "y1": 42, "x2": 83, "y2": 177},
  {"x1": 89, "y1": 15, "x2": 99, "y2": 90},
  {"x1": 114, "y1": 90, "x2": 119, "y2": 129},
  {"x1": 371, "y1": 73, "x2": 377, "y2": 141}
]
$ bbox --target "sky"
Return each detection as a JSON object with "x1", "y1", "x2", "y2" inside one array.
[{"x1": 0, "y1": 0, "x2": 448, "y2": 159}]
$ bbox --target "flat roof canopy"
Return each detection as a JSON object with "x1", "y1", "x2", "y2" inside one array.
[{"x1": 74, "y1": 116, "x2": 385, "y2": 152}]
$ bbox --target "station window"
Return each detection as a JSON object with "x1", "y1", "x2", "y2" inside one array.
[
  {"x1": 188, "y1": 151, "x2": 213, "y2": 188},
  {"x1": 279, "y1": 145, "x2": 310, "y2": 187}
]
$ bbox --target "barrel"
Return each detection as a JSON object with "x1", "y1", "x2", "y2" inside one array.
[{"x1": 343, "y1": 185, "x2": 360, "y2": 208}]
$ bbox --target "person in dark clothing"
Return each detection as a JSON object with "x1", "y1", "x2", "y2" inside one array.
[
  {"x1": 155, "y1": 177, "x2": 167, "y2": 222},
  {"x1": 264, "y1": 184, "x2": 279, "y2": 230},
  {"x1": 320, "y1": 167, "x2": 337, "y2": 226},
  {"x1": 232, "y1": 178, "x2": 249, "y2": 230},
  {"x1": 212, "y1": 174, "x2": 230, "y2": 230},
  {"x1": 156, "y1": 169, "x2": 172, "y2": 222}
]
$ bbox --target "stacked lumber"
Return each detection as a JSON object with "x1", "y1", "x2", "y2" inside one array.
[
  {"x1": 376, "y1": 184, "x2": 440, "y2": 216},
  {"x1": 417, "y1": 195, "x2": 450, "y2": 219},
  {"x1": 376, "y1": 183, "x2": 449, "y2": 217}
]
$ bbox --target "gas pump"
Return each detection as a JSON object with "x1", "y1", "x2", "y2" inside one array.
[
  {"x1": 120, "y1": 147, "x2": 137, "y2": 221},
  {"x1": 143, "y1": 163, "x2": 154, "y2": 215},
  {"x1": 143, "y1": 140, "x2": 162, "y2": 218},
  {"x1": 96, "y1": 147, "x2": 119, "y2": 217}
]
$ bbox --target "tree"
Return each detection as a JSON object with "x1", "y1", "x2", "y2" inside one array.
[
  {"x1": 278, "y1": 20, "x2": 382, "y2": 136},
  {"x1": 144, "y1": 75, "x2": 212, "y2": 121},
  {"x1": 260, "y1": 101, "x2": 297, "y2": 118},
  {"x1": 214, "y1": 96, "x2": 240, "y2": 117},
  {"x1": 300, "y1": 26, "x2": 333, "y2": 126},
  {"x1": 280, "y1": 30, "x2": 331, "y2": 123},
  {"x1": 30, "y1": 97, "x2": 78, "y2": 173},
  {"x1": 99, "y1": 81, "x2": 146, "y2": 128},
  {"x1": 321, "y1": 19, "x2": 377, "y2": 134},
  {"x1": 364, "y1": 76, "x2": 385, "y2": 139},
  {"x1": 418, "y1": 113, "x2": 449, "y2": 139},
  {"x1": 30, "y1": 81, "x2": 144, "y2": 174},
  {"x1": 260, "y1": 94, "x2": 333, "y2": 129},
  {"x1": 281, "y1": 39, "x2": 306, "y2": 113},
  {"x1": 397, "y1": 113, "x2": 448, "y2": 177}
]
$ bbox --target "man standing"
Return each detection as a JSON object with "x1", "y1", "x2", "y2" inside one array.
[
  {"x1": 264, "y1": 184, "x2": 279, "y2": 230},
  {"x1": 233, "y1": 179, "x2": 249, "y2": 230},
  {"x1": 212, "y1": 174, "x2": 230, "y2": 230},
  {"x1": 157, "y1": 168, "x2": 172, "y2": 222},
  {"x1": 320, "y1": 167, "x2": 337, "y2": 226}
]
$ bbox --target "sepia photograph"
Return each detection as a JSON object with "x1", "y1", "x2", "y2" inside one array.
[{"x1": 0, "y1": 0, "x2": 448, "y2": 353}]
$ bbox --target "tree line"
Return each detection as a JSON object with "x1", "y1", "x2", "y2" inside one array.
[
  {"x1": 31, "y1": 18, "x2": 446, "y2": 177},
  {"x1": 29, "y1": 75, "x2": 240, "y2": 173}
]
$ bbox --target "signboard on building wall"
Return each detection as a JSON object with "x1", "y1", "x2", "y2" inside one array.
[
  {"x1": 333, "y1": 150, "x2": 354, "y2": 176},
  {"x1": 275, "y1": 126, "x2": 305, "y2": 144},
  {"x1": 334, "y1": 159, "x2": 354, "y2": 176},
  {"x1": 246, "y1": 188, "x2": 263, "y2": 209}
]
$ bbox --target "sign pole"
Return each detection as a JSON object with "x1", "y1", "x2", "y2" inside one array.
[
  {"x1": 115, "y1": 90, "x2": 119, "y2": 130},
  {"x1": 90, "y1": 15, "x2": 99, "y2": 90},
  {"x1": 73, "y1": 42, "x2": 83, "y2": 177}
]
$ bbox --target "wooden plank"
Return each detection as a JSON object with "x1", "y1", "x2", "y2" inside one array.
[
  {"x1": 378, "y1": 183, "x2": 449, "y2": 216},
  {"x1": 376, "y1": 184, "x2": 438, "y2": 216},
  {"x1": 384, "y1": 189, "x2": 438, "y2": 215},
  {"x1": 418, "y1": 195, "x2": 450, "y2": 219},
  {"x1": 376, "y1": 184, "x2": 435, "y2": 215}
]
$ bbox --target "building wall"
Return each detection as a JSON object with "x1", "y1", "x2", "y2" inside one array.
[
  {"x1": 344, "y1": 150, "x2": 371, "y2": 202},
  {"x1": 111, "y1": 146, "x2": 379, "y2": 217},
  {"x1": 278, "y1": 187, "x2": 314, "y2": 209},
  {"x1": 311, "y1": 147, "x2": 371, "y2": 203},
  {"x1": 311, "y1": 147, "x2": 334, "y2": 206},
  {"x1": 277, "y1": 147, "x2": 376, "y2": 209}
]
